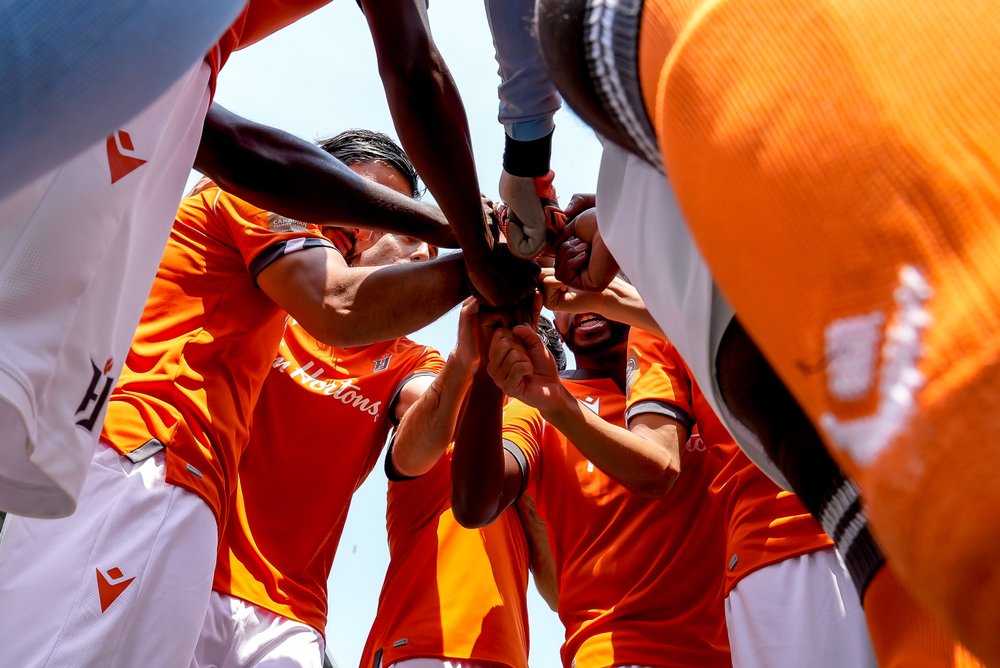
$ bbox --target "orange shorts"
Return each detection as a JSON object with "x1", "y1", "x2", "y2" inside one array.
[{"x1": 638, "y1": 0, "x2": 1000, "y2": 662}]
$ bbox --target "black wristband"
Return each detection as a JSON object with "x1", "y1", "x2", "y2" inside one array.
[{"x1": 503, "y1": 131, "x2": 553, "y2": 178}]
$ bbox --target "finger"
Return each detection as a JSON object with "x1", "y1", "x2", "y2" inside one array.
[
  {"x1": 510, "y1": 323, "x2": 557, "y2": 377},
  {"x1": 497, "y1": 359, "x2": 534, "y2": 397},
  {"x1": 487, "y1": 329, "x2": 520, "y2": 378},
  {"x1": 564, "y1": 193, "x2": 597, "y2": 219}
]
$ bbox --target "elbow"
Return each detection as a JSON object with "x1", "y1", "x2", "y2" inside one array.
[
  {"x1": 309, "y1": 301, "x2": 369, "y2": 348},
  {"x1": 628, "y1": 464, "x2": 680, "y2": 499},
  {"x1": 450, "y1": 491, "x2": 498, "y2": 529}
]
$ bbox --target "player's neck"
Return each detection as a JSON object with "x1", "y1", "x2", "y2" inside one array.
[{"x1": 567, "y1": 352, "x2": 627, "y2": 393}]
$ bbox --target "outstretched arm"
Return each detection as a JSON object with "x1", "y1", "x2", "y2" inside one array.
[
  {"x1": 257, "y1": 248, "x2": 469, "y2": 348},
  {"x1": 195, "y1": 104, "x2": 458, "y2": 248},
  {"x1": 516, "y1": 493, "x2": 559, "y2": 611},
  {"x1": 490, "y1": 325, "x2": 683, "y2": 497},
  {"x1": 391, "y1": 299, "x2": 483, "y2": 477},
  {"x1": 539, "y1": 269, "x2": 664, "y2": 337},
  {"x1": 450, "y1": 306, "x2": 528, "y2": 528},
  {"x1": 360, "y1": 0, "x2": 539, "y2": 306}
]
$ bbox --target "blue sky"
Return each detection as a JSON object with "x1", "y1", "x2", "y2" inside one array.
[{"x1": 207, "y1": 1, "x2": 604, "y2": 666}]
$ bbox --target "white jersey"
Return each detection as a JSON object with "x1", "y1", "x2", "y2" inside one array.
[
  {"x1": 596, "y1": 140, "x2": 791, "y2": 489},
  {"x1": 0, "y1": 60, "x2": 212, "y2": 518}
]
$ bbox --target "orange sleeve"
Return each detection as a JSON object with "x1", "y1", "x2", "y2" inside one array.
[
  {"x1": 625, "y1": 329, "x2": 695, "y2": 429},
  {"x1": 387, "y1": 347, "x2": 446, "y2": 426},
  {"x1": 501, "y1": 399, "x2": 546, "y2": 495},
  {"x1": 208, "y1": 189, "x2": 348, "y2": 282}
]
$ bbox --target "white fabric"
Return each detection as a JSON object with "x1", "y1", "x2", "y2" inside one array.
[
  {"x1": 0, "y1": 59, "x2": 212, "y2": 518},
  {"x1": 596, "y1": 140, "x2": 791, "y2": 489},
  {"x1": 193, "y1": 592, "x2": 326, "y2": 668},
  {"x1": 725, "y1": 549, "x2": 876, "y2": 668},
  {"x1": 0, "y1": 442, "x2": 218, "y2": 667}
]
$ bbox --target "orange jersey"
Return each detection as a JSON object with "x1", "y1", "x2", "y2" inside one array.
[
  {"x1": 207, "y1": 0, "x2": 335, "y2": 89},
  {"x1": 503, "y1": 375, "x2": 730, "y2": 668},
  {"x1": 626, "y1": 329, "x2": 832, "y2": 595},
  {"x1": 361, "y1": 447, "x2": 530, "y2": 668},
  {"x1": 101, "y1": 187, "x2": 347, "y2": 528},
  {"x1": 214, "y1": 321, "x2": 444, "y2": 635}
]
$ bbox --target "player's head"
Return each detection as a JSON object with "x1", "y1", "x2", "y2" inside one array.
[
  {"x1": 315, "y1": 129, "x2": 432, "y2": 263},
  {"x1": 537, "y1": 314, "x2": 568, "y2": 372},
  {"x1": 317, "y1": 128, "x2": 421, "y2": 198},
  {"x1": 553, "y1": 310, "x2": 630, "y2": 359}
]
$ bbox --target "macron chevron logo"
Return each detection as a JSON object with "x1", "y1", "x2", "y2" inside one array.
[{"x1": 106, "y1": 130, "x2": 147, "y2": 184}]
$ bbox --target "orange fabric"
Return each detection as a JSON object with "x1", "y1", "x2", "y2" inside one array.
[
  {"x1": 361, "y1": 448, "x2": 530, "y2": 668},
  {"x1": 638, "y1": 0, "x2": 1000, "y2": 661},
  {"x1": 863, "y1": 567, "x2": 985, "y2": 668},
  {"x1": 207, "y1": 0, "x2": 334, "y2": 89},
  {"x1": 214, "y1": 321, "x2": 443, "y2": 634},
  {"x1": 101, "y1": 187, "x2": 344, "y2": 528},
  {"x1": 627, "y1": 329, "x2": 831, "y2": 594},
  {"x1": 503, "y1": 376, "x2": 729, "y2": 668}
]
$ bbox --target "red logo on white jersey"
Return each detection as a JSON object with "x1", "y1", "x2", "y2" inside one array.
[
  {"x1": 96, "y1": 567, "x2": 135, "y2": 612},
  {"x1": 106, "y1": 130, "x2": 147, "y2": 184}
]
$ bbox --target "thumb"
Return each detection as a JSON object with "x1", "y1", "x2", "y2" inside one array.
[{"x1": 512, "y1": 324, "x2": 552, "y2": 370}]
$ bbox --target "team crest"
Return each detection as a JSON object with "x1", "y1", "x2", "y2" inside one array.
[
  {"x1": 581, "y1": 395, "x2": 601, "y2": 415},
  {"x1": 373, "y1": 355, "x2": 392, "y2": 372},
  {"x1": 268, "y1": 214, "x2": 309, "y2": 233},
  {"x1": 625, "y1": 356, "x2": 638, "y2": 399}
]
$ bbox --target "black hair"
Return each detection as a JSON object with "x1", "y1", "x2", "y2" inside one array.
[
  {"x1": 316, "y1": 129, "x2": 422, "y2": 199},
  {"x1": 536, "y1": 314, "x2": 568, "y2": 372}
]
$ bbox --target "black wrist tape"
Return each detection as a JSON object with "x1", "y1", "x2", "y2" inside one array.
[{"x1": 503, "y1": 131, "x2": 553, "y2": 177}]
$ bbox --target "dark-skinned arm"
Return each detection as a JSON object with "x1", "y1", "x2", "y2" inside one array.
[
  {"x1": 195, "y1": 104, "x2": 458, "y2": 248},
  {"x1": 450, "y1": 306, "x2": 527, "y2": 528},
  {"x1": 257, "y1": 247, "x2": 469, "y2": 347},
  {"x1": 359, "y1": 0, "x2": 538, "y2": 306}
]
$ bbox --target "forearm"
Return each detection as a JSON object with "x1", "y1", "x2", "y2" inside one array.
[
  {"x1": 598, "y1": 281, "x2": 664, "y2": 336},
  {"x1": 516, "y1": 494, "x2": 559, "y2": 612},
  {"x1": 544, "y1": 386, "x2": 680, "y2": 497},
  {"x1": 315, "y1": 253, "x2": 469, "y2": 347},
  {"x1": 371, "y1": 25, "x2": 491, "y2": 261},
  {"x1": 393, "y1": 354, "x2": 475, "y2": 477},
  {"x1": 196, "y1": 105, "x2": 456, "y2": 246},
  {"x1": 485, "y1": 0, "x2": 561, "y2": 141},
  {"x1": 451, "y1": 367, "x2": 513, "y2": 527}
]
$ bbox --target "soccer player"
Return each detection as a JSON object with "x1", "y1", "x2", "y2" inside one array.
[
  {"x1": 533, "y1": 0, "x2": 1000, "y2": 660},
  {"x1": 0, "y1": 0, "x2": 534, "y2": 521},
  {"x1": 360, "y1": 309, "x2": 564, "y2": 668},
  {"x1": 452, "y1": 308, "x2": 730, "y2": 667},
  {"x1": 0, "y1": 130, "x2": 467, "y2": 667},
  {"x1": 626, "y1": 328, "x2": 876, "y2": 667},
  {"x1": 196, "y1": 230, "x2": 447, "y2": 668},
  {"x1": 543, "y1": 257, "x2": 982, "y2": 666}
]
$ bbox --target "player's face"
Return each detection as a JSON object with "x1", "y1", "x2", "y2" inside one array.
[
  {"x1": 355, "y1": 233, "x2": 437, "y2": 267},
  {"x1": 554, "y1": 311, "x2": 629, "y2": 357},
  {"x1": 330, "y1": 160, "x2": 438, "y2": 265}
]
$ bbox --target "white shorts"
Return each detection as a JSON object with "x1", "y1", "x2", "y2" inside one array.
[
  {"x1": 194, "y1": 591, "x2": 327, "y2": 668},
  {"x1": 725, "y1": 549, "x2": 876, "y2": 668},
  {"x1": 0, "y1": 59, "x2": 211, "y2": 518},
  {"x1": 384, "y1": 659, "x2": 510, "y2": 668},
  {"x1": 596, "y1": 140, "x2": 790, "y2": 489},
  {"x1": 0, "y1": 441, "x2": 218, "y2": 667}
]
